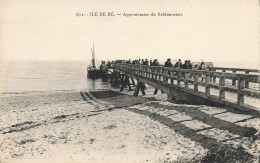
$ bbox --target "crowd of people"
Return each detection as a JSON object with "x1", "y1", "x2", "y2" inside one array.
[{"x1": 110, "y1": 58, "x2": 206, "y2": 70}]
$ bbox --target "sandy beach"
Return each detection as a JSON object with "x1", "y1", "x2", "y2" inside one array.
[{"x1": 0, "y1": 90, "x2": 259, "y2": 163}]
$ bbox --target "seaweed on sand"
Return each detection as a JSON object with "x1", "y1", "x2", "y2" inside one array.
[{"x1": 174, "y1": 144, "x2": 256, "y2": 163}]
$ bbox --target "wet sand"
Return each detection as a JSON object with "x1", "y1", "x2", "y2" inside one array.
[{"x1": 0, "y1": 90, "x2": 259, "y2": 162}]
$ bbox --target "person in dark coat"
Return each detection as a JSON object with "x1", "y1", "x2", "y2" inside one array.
[
  {"x1": 107, "y1": 61, "x2": 111, "y2": 68},
  {"x1": 149, "y1": 60, "x2": 153, "y2": 66},
  {"x1": 164, "y1": 58, "x2": 172, "y2": 67},
  {"x1": 141, "y1": 59, "x2": 145, "y2": 65},
  {"x1": 187, "y1": 60, "x2": 192, "y2": 69},
  {"x1": 143, "y1": 59, "x2": 149, "y2": 66},
  {"x1": 164, "y1": 59, "x2": 172, "y2": 80},
  {"x1": 182, "y1": 60, "x2": 188, "y2": 69},
  {"x1": 175, "y1": 59, "x2": 182, "y2": 68},
  {"x1": 152, "y1": 59, "x2": 159, "y2": 66}
]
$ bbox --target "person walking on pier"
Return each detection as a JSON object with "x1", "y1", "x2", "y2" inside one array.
[
  {"x1": 175, "y1": 59, "x2": 182, "y2": 68},
  {"x1": 187, "y1": 60, "x2": 192, "y2": 69},
  {"x1": 164, "y1": 58, "x2": 173, "y2": 82},
  {"x1": 164, "y1": 58, "x2": 173, "y2": 67},
  {"x1": 138, "y1": 59, "x2": 141, "y2": 65},
  {"x1": 200, "y1": 61, "x2": 206, "y2": 81},
  {"x1": 183, "y1": 60, "x2": 188, "y2": 69},
  {"x1": 200, "y1": 61, "x2": 206, "y2": 70},
  {"x1": 149, "y1": 60, "x2": 153, "y2": 66},
  {"x1": 141, "y1": 59, "x2": 145, "y2": 65},
  {"x1": 182, "y1": 60, "x2": 192, "y2": 69},
  {"x1": 107, "y1": 61, "x2": 112, "y2": 68},
  {"x1": 152, "y1": 59, "x2": 159, "y2": 66},
  {"x1": 143, "y1": 59, "x2": 149, "y2": 66},
  {"x1": 139, "y1": 82, "x2": 146, "y2": 95},
  {"x1": 150, "y1": 59, "x2": 159, "y2": 78}
]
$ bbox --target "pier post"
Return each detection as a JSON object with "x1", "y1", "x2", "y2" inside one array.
[
  {"x1": 140, "y1": 82, "x2": 146, "y2": 95},
  {"x1": 166, "y1": 69, "x2": 168, "y2": 83},
  {"x1": 154, "y1": 88, "x2": 158, "y2": 95},
  {"x1": 177, "y1": 71, "x2": 181, "y2": 87},
  {"x1": 245, "y1": 71, "x2": 249, "y2": 88},
  {"x1": 162, "y1": 69, "x2": 165, "y2": 82},
  {"x1": 232, "y1": 70, "x2": 236, "y2": 86},
  {"x1": 205, "y1": 74, "x2": 210, "y2": 96},
  {"x1": 149, "y1": 67, "x2": 152, "y2": 79},
  {"x1": 166, "y1": 69, "x2": 170, "y2": 83},
  {"x1": 163, "y1": 69, "x2": 168, "y2": 83},
  {"x1": 219, "y1": 75, "x2": 225, "y2": 99},
  {"x1": 146, "y1": 67, "x2": 148, "y2": 78},
  {"x1": 133, "y1": 83, "x2": 139, "y2": 96},
  {"x1": 116, "y1": 72, "x2": 121, "y2": 85},
  {"x1": 147, "y1": 67, "x2": 149, "y2": 78},
  {"x1": 184, "y1": 72, "x2": 189, "y2": 90},
  {"x1": 131, "y1": 77, "x2": 135, "y2": 87},
  {"x1": 120, "y1": 76, "x2": 132, "y2": 92},
  {"x1": 212, "y1": 69, "x2": 216, "y2": 83},
  {"x1": 213, "y1": 77, "x2": 216, "y2": 83},
  {"x1": 170, "y1": 70, "x2": 174, "y2": 85},
  {"x1": 160, "y1": 68, "x2": 163, "y2": 81},
  {"x1": 133, "y1": 81, "x2": 146, "y2": 96},
  {"x1": 157, "y1": 68, "x2": 160, "y2": 81},
  {"x1": 120, "y1": 75, "x2": 126, "y2": 91},
  {"x1": 112, "y1": 71, "x2": 120, "y2": 86},
  {"x1": 126, "y1": 76, "x2": 132, "y2": 91},
  {"x1": 120, "y1": 74, "x2": 125, "y2": 85},
  {"x1": 151, "y1": 67, "x2": 154, "y2": 79},
  {"x1": 110, "y1": 71, "x2": 115, "y2": 83},
  {"x1": 237, "y1": 77, "x2": 244, "y2": 106},
  {"x1": 194, "y1": 73, "x2": 198, "y2": 92},
  {"x1": 155, "y1": 68, "x2": 158, "y2": 80},
  {"x1": 120, "y1": 75, "x2": 126, "y2": 92}
]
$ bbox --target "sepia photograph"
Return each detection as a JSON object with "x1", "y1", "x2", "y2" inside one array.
[{"x1": 0, "y1": 0, "x2": 259, "y2": 162}]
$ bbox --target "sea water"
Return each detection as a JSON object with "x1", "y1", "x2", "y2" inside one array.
[{"x1": 0, "y1": 60, "x2": 112, "y2": 94}]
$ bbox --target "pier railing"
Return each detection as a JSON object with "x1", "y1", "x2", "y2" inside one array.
[
  {"x1": 113, "y1": 63, "x2": 260, "y2": 111},
  {"x1": 209, "y1": 67, "x2": 260, "y2": 88}
]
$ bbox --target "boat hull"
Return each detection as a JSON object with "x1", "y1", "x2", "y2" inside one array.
[{"x1": 87, "y1": 69, "x2": 102, "y2": 79}]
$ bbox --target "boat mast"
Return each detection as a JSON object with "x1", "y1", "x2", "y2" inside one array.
[{"x1": 91, "y1": 42, "x2": 96, "y2": 68}]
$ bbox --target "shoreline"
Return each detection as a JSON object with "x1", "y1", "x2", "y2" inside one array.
[{"x1": 0, "y1": 89, "x2": 259, "y2": 162}]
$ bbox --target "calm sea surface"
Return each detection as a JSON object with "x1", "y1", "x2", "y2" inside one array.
[{"x1": 0, "y1": 60, "x2": 112, "y2": 93}]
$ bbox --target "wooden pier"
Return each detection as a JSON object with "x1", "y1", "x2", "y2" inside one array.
[{"x1": 111, "y1": 63, "x2": 260, "y2": 116}]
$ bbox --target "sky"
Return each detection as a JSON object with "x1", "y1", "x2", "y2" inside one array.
[{"x1": 0, "y1": 0, "x2": 259, "y2": 68}]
